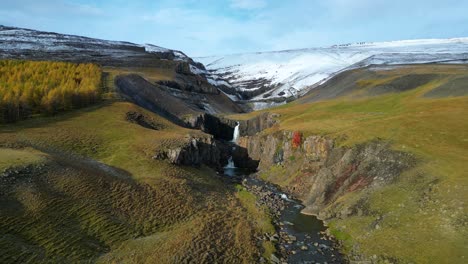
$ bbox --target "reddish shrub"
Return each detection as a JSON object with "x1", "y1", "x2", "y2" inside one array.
[{"x1": 292, "y1": 131, "x2": 302, "y2": 148}]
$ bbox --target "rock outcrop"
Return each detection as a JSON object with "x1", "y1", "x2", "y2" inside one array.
[
  {"x1": 184, "y1": 112, "x2": 279, "y2": 141},
  {"x1": 116, "y1": 74, "x2": 197, "y2": 127},
  {"x1": 185, "y1": 114, "x2": 237, "y2": 141},
  {"x1": 125, "y1": 111, "x2": 165, "y2": 130},
  {"x1": 239, "y1": 131, "x2": 416, "y2": 216},
  {"x1": 165, "y1": 62, "x2": 219, "y2": 94},
  {"x1": 237, "y1": 112, "x2": 280, "y2": 136},
  {"x1": 154, "y1": 135, "x2": 228, "y2": 168}
]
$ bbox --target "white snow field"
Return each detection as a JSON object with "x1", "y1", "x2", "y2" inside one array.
[{"x1": 197, "y1": 38, "x2": 468, "y2": 108}]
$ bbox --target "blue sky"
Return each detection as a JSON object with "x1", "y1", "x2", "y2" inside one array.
[{"x1": 1, "y1": 0, "x2": 467, "y2": 56}]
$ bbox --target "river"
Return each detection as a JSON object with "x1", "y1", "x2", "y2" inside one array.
[
  {"x1": 223, "y1": 123, "x2": 343, "y2": 263},
  {"x1": 223, "y1": 165, "x2": 343, "y2": 263}
]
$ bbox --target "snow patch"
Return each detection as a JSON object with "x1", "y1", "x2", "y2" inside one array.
[
  {"x1": 251, "y1": 101, "x2": 286, "y2": 111},
  {"x1": 196, "y1": 37, "x2": 468, "y2": 106},
  {"x1": 190, "y1": 65, "x2": 207, "y2": 75},
  {"x1": 144, "y1": 44, "x2": 170, "y2": 53}
]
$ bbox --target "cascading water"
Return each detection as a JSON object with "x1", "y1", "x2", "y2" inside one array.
[
  {"x1": 222, "y1": 122, "x2": 342, "y2": 263},
  {"x1": 231, "y1": 122, "x2": 240, "y2": 143},
  {"x1": 225, "y1": 156, "x2": 235, "y2": 169},
  {"x1": 220, "y1": 122, "x2": 342, "y2": 262},
  {"x1": 224, "y1": 122, "x2": 240, "y2": 175}
]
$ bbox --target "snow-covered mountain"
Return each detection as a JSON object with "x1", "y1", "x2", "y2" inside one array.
[
  {"x1": 0, "y1": 25, "x2": 197, "y2": 67},
  {"x1": 197, "y1": 38, "x2": 468, "y2": 109},
  {"x1": 0, "y1": 25, "x2": 245, "y2": 113},
  {"x1": 3, "y1": 25, "x2": 468, "y2": 111}
]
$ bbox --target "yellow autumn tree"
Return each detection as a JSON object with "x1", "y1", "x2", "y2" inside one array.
[{"x1": 0, "y1": 60, "x2": 102, "y2": 122}]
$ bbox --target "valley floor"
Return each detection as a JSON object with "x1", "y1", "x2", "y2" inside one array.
[
  {"x1": 230, "y1": 64, "x2": 468, "y2": 264},
  {"x1": 0, "y1": 62, "x2": 467, "y2": 264},
  {"x1": 0, "y1": 101, "x2": 265, "y2": 263}
]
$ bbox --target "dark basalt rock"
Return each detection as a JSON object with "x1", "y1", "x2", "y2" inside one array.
[
  {"x1": 125, "y1": 111, "x2": 165, "y2": 130},
  {"x1": 238, "y1": 131, "x2": 417, "y2": 216},
  {"x1": 187, "y1": 114, "x2": 237, "y2": 141},
  {"x1": 154, "y1": 136, "x2": 236, "y2": 170},
  {"x1": 0, "y1": 25, "x2": 187, "y2": 68},
  {"x1": 183, "y1": 111, "x2": 279, "y2": 142},
  {"x1": 237, "y1": 112, "x2": 280, "y2": 136},
  {"x1": 156, "y1": 80, "x2": 182, "y2": 90},
  {"x1": 232, "y1": 146, "x2": 259, "y2": 170}
]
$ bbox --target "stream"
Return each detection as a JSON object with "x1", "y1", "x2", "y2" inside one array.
[
  {"x1": 242, "y1": 176, "x2": 343, "y2": 264},
  {"x1": 223, "y1": 123, "x2": 343, "y2": 264}
]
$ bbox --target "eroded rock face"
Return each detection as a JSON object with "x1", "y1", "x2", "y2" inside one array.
[
  {"x1": 238, "y1": 112, "x2": 280, "y2": 137},
  {"x1": 154, "y1": 136, "x2": 226, "y2": 168},
  {"x1": 183, "y1": 112, "x2": 279, "y2": 141},
  {"x1": 185, "y1": 114, "x2": 237, "y2": 141},
  {"x1": 146, "y1": 112, "x2": 276, "y2": 171},
  {"x1": 125, "y1": 111, "x2": 165, "y2": 130},
  {"x1": 239, "y1": 131, "x2": 416, "y2": 216},
  {"x1": 170, "y1": 62, "x2": 219, "y2": 94}
]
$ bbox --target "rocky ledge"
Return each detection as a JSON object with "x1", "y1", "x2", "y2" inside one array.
[
  {"x1": 239, "y1": 131, "x2": 416, "y2": 217},
  {"x1": 153, "y1": 135, "x2": 228, "y2": 168}
]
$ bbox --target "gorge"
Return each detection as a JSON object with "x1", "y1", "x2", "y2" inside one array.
[
  {"x1": 154, "y1": 109, "x2": 417, "y2": 263},
  {"x1": 221, "y1": 121, "x2": 345, "y2": 263},
  {"x1": 0, "y1": 25, "x2": 466, "y2": 264}
]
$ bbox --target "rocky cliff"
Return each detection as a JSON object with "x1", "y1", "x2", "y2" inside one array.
[
  {"x1": 237, "y1": 112, "x2": 280, "y2": 136},
  {"x1": 238, "y1": 131, "x2": 416, "y2": 218},
  {"x1": 153, "y1": 135, "x2": 229, "y2": 168},
  {"x1": 150, "y1": 112, "x2": 280, "y2": 171},
  {"x1": 151, "y1": 132, "x2": 258, "y2": 172},
  {"x1": 183, "y1": 111, "x2": 279, "y2": 142}
]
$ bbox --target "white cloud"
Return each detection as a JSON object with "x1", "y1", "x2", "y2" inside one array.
[
  {"x1": 2, "y1": 0, "x2": 467, "y2": 56},
  {"x1": 230, "y1": 0, "x2": 267, "y2": 10}
]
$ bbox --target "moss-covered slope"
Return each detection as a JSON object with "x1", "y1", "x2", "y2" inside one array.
[{"x1": 231, "y1": 64, "x2": 468, "y2": 263}]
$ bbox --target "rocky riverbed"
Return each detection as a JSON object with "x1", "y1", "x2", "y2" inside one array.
[{"x1": 240, "y1": 175, "x2": 345, "y2": 264}]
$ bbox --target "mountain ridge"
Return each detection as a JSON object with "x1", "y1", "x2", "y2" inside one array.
[
  {"x1": 3, "y1": 25, "x2": 467, "y2": 112},
  {"x1": 0, "y1": 25, "x2": 184, "y2": 58},
  {"x1": 0, "y1": 25, "x2": 248, "y2": 115},
  {"x1": 0, "y1": 25, "x2": 210, "y2": 72},
  {"x1": 197, "y1": 37, "x2": 468, "y2": 58},
  {"x1": 196, "y1": 37, "x2": 468, "y2": 109}
]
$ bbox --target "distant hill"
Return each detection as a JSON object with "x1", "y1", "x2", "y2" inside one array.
[{"x1": 197, "y1": 38, "x2": 468, "y2": 109}]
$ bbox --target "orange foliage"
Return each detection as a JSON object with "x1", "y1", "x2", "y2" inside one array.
[
  {"x1": 292, "y1": 131, "x2": 302, "y2": 148},
  {"x1": 0, "y1": 60, "x2": 101, "y2": 122}
]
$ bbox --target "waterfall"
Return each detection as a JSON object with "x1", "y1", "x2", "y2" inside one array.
[
  {"x1": 224, "y1": 122, "x2": 240, "y2": 172},
  {"x1": 231, "y1": 122, "x2": 240, "y2": 143},
  {"x1": 281, "y1": 193, "x2": 293, "y2": 202},
  {"x1": 225, "y1": 156, "x2": 235, "y2": 169}
]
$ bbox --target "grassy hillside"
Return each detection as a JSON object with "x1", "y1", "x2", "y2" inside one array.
[
  {"x1": 0, "y1": 101, "x2": 266, "y2": 263},
  {"x1": 0, "y1": 60, "x2": 101, "y2": 122},
  {"x1": 231, "y1": 64, "x2": 468, "y2": 263},
  {"x1": 0, "y1": 57, "x2": 271, "y2": 263}
]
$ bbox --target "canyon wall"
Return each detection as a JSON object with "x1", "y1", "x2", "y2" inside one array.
[
  {"x1": 185, "y1": 112, "x2": 279, "y2": 140},
  {"x1": 238, "y1": 131, "x2": 416, "y2": 218}
]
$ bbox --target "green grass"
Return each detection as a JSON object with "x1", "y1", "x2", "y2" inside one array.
[
  {"x1": 234, "y1": 184, "x2": 276, "y2": 259},
  {"x1": 0, "y1": 147, "x2": 47, "y2": 170},
  {"x1": 103, "y1": 66, "x2": 175, "y2": 88},
  {"x1": 0, "y1": 99, "x2": 260, "y2": 263},
  {"x1": 262, "y1": 241, "x2": 276, "y2": 261},
  {"x1": 2, "y1": 62, "x2": 466, "y2": 263},
  {"x1": 235, "y1": 185, "x2": 275, "y2": 234},
  {"x1": 232, "y1": 64, "x2": 468, "y2": 263},
  {"x1": 0, "y1": 59, "x2": 266, "y2": 263}
]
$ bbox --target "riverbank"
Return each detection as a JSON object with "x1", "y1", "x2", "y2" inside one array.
[{"x1": 238, "y1": 174, "x2": 344, "y2": 263}]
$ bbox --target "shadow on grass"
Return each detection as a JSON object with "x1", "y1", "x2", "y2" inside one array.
[{"x1": 0, "y1": 100, "x2": 118, "y2": 132}]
